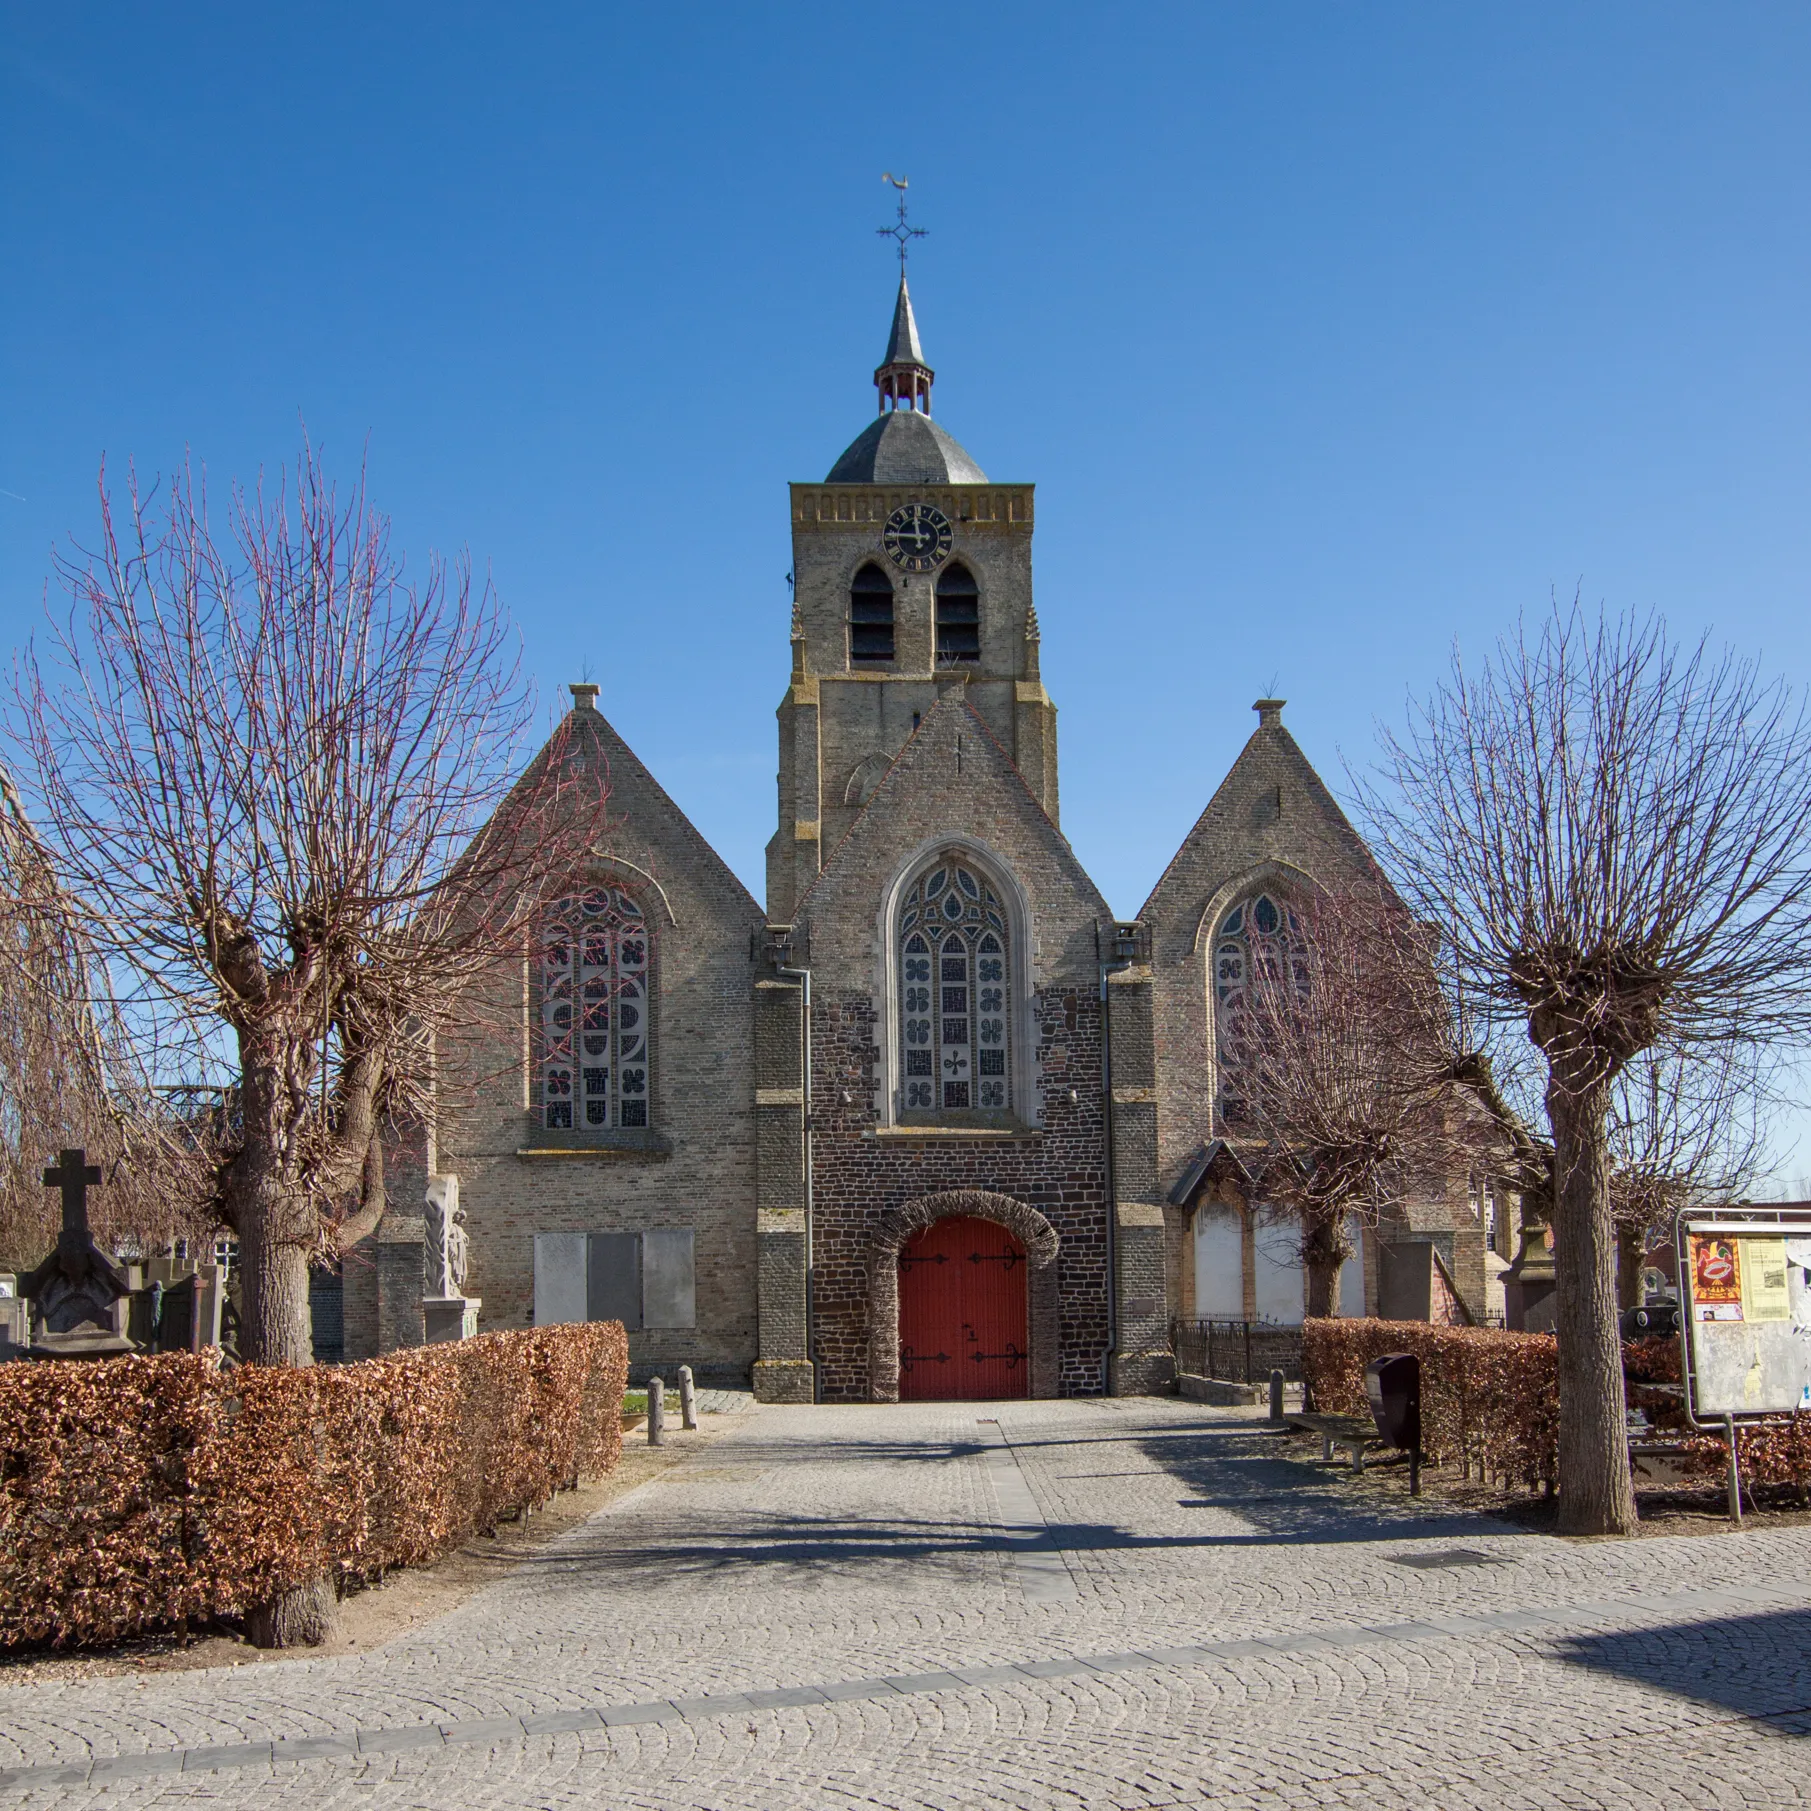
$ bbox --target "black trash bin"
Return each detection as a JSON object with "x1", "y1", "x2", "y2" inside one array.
[{"x1": 1364, "y1": 1352, "x2": 1423, "y2": 1494}]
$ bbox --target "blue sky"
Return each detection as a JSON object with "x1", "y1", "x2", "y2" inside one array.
[{"x1": 4, "y1": 6, "x2": 1810, "y2": 1174}]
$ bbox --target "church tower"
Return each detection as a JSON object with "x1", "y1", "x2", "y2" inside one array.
[{"x1": 765, "y1": 275, "x2": 1058, "y2": 922}]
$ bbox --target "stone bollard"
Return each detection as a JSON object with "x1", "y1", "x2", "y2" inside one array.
[
  {"x1": 648, "y1": 1377, "x2": 666, "y2": 1447},
  {"x1": 1269, "y1": 1369, "x2": 1286, "y2": 1424},
  {"x1": 678, "y1": 1364, "x2": 698, "y2": 1430}
]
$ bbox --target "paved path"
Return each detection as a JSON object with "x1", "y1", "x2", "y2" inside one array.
[{"x1": 4, "y1": 1397, "x2": 1810, "y2": 1808}]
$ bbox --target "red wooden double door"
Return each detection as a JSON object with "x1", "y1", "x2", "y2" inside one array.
[{"x1": 898, "y1": 1215, "x2": 1029, "y2": 1400}]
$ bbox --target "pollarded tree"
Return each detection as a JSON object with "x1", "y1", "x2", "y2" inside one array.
[
  {"x1": 1364, "y1": 602, "x2": 1811, "y2": 1535},
  {"x1": 1221, "y1": 882, "x2": 1463, "y2": 1317},
  {"x1": 1453, "y1": 1029, "x2": 1777, "y2": 1304},
  {"x1": 12, "y1": 447, "x2": 608, "y2": 1371}
]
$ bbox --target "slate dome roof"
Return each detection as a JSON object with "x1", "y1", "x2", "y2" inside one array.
[{"x1": 825, "y1": 410, "x2": 988, "y2": 485}]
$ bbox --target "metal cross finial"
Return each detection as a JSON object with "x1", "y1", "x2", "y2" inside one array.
[{"x1": 878, "y1": 173, "x2": 926, "y2": 277}]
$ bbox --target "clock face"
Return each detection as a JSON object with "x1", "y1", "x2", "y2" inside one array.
[{"x1": 882, "y1": 502, "x2": 953, "y2": 573}]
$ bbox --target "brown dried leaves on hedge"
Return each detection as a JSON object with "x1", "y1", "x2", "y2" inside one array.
[
  {"x1": 0, "y1": 1322, "x2": 627, "y2": 1648},
  {"x1": 1305, "y1": 1318, "x2": 1811, "y2": 1500},
  {"x1": 1304, "y1": 1317, "x2": 1562, "y2": 1490}
]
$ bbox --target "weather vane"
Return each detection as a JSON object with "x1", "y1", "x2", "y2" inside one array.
[{"x1": 878, "y1": 173, "x2": 926, "y2": 278}]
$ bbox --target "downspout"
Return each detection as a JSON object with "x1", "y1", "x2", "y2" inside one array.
[
  {"x1": 777, "y1": 963, "x2": 817, "y2": 1402},
  {"x1": 1098, "y1": 925, "x2": 1135, "y2": 1393}
]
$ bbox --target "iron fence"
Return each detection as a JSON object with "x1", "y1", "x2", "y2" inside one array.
[{"x1": 1171, "y1": 1318, "x2": 1304, "y2": 1384}]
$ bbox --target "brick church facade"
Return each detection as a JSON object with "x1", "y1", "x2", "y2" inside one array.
[{"x1": 344, "y1": 277, "x2": 1494, "y2": 1395}]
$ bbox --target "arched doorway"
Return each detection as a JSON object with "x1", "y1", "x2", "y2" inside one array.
[
  {"x1": 898, "y1": 1216, "x2": 1029, "y2": 1400},
  {"x1": 868, "y1": 1189, "x2": 1061, "y2": 1402}
]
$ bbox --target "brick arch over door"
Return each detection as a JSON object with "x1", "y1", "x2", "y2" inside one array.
[{"x1": 868, "y1": 1190, "x2": 1061, "y2": 1402}]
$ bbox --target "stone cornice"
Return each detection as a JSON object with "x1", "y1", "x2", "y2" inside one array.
[{"x1": 791, "y1": 485, "x2": 1033, "y2": 529}]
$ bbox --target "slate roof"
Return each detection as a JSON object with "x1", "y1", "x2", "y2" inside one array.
[
  {"x1": 881, "y1": 277, "x2": 928, "y2": 368},
  {"x1": 825, "y1": 410, "x2": 988, "y2": 484}
]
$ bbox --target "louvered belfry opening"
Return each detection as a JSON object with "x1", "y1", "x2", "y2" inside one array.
[
  {"x1": 849, "y1": 562, "x2": 896, "y2": 663},
  {"x1": 935, "y1": 563, "x2": 980, "y2": 664}
]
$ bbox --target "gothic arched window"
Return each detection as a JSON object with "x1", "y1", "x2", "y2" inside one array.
[
  {"x1": 1212, "y1": 891, "x2": 1305, "y2": 1123},
  {"x1": 934, "y1": 563, "x2": 980, "y2": 664},
  {"x1": 899, "y1": 858, "x2": 1011, "y2": 1114},
  {"x1": 538, "y1": 886, "x2": 651, "y2": 1131},
  {"x1": 850, "y1": 563, "x2": 895, "y2": 663}
]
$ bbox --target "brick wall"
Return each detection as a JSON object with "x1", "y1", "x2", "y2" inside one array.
[{"x1": 806, "y1": 985, "x2": 1110, "y2": 1400}]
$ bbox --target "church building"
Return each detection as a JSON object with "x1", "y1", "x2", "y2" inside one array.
[{"x1": 344, "y1": 272, "x2": 1492, "y2": 1395}]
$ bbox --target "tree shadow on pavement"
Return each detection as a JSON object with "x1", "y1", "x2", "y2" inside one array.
[
  {"x1": 1128, "y1": 1422, "x2": 1523, "y2": 1547},
  {"x1": 1550, "y1": 1608, "x2": 1811, "y2": 1729}
]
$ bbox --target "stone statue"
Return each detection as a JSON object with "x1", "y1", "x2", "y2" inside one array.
[{"x1": 424, "y1": 1174, "x2": 468, "y2": 1300}]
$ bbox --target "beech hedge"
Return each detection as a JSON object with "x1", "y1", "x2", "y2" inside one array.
[
  {"x1": 1304, "y1": 1318, "x2": 1811, "y2": 1500},
  {"x1": 1303, "y1": 1317, "x2": 1561, "y2": 1491},
  {"x1": 0, "y1": 1322, "x2": 628, "y2": 1648}
]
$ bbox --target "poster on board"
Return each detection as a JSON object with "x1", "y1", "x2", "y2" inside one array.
[
  {"x1": 1690, "y1": 1235, "x2": 1743, "y2": 1322},
  {"x1": 1679, "y1": 1213, "x2": 1811, "y2": 1422}
]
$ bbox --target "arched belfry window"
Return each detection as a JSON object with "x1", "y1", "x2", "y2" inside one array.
[
  {"x1": 1212, "y1": 890, "x2": 1305, "y2": 1124},
  {"x1": 934, "y1": 563, "x2": 980, "y2": 664},
  {"x1": 899, "y1": 857, "x2": 1012, "y2": 1114},
  {"x1": 538, "y1": 886, "x2": 651, "y2": 1130},
  {"x1": 850, "y1": 563, "x2": 895, "y2": 663}
]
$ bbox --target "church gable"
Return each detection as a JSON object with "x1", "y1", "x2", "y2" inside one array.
[
  {"x1": 779, "y1": 685, "x2": 1117, "y2": 1400},
  {"x1": 1137, "y1": 699, "x2": 1384, "y2": 1195},
  {"x1": 561, "y1": 688, "x2": 764, "y2": 929},
  {"x1": 1139, "y1": 699, "x2": 1375, "y2": 941},
  {"x1": 410, "y1": 686, "x2": 764, "y2": 1382},
  {"x1": 795, "y1": 687, "x2": 1108, "y2": 988}
]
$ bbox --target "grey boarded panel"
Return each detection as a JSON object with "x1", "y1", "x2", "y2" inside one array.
[
  {"x1": 642, "y1": 1228, "x2": 696, "y2": 1329},
  {"x1": 533, "y1": 1233, "x2": 589, "y2": 1327},
  {"x1": 588, "y1": 1232, "x2": 643, "y2": 1331},
  {"x1": 1378, "y1": 1240, "x2": 1433, "y2": 1322}
]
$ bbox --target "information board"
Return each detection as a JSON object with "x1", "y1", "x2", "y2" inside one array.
[{"x1": 1677, "y1": 1211, "x2": 1811, "y2": 1423}]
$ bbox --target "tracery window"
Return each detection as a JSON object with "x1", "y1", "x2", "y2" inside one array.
[
  {"x1": 1212, "y1": 891, "x2": 1305, "y2": 1122},
  {"x1": 899, "y1": 858, "x2": 1011, "y2": 1114},
  {"x1": 538, "y1": 886, "x2": 650, "y2": 1131}
]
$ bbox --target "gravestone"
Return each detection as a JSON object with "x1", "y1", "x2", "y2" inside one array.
[
  {"x1": 0, "y1": 1272, "x2": 27, "y2": 1359},
  {"x1": 20, "y1": 1149, "x2": 136, "y2": 1358}
]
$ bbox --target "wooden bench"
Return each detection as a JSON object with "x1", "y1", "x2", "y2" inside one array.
[{"x1": 1290, "y1": 1412, "x2": 1381, "y2": 1472}]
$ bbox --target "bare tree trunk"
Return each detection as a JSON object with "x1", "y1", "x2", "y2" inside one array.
[
  {"x1": 1615, "y1": 1222, "x2": 1646, "y2": 1313},
  {"x1": 245, "y1": 1577, "x2": 336, "y2": 1648},
  {"x1": 235, "y1": 1149, "x2": 340, "y2": 1647},
  {"x1": 1305, "y1": 1256, "x2": 1338, "y2": 1318},
  {"x1": 235, "y1": 1185, "x2": 317, "y2": 1369},
  {"x1": 1548, "y1": 1085, "x2": 1637, "y2": 1535},
  {"x1": 1302, "y1": 1214, "x2": 1342, "y2": 1319}
]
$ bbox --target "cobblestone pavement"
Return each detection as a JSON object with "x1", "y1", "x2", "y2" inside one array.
[{"x1": 4, "y1": 1396, "x2": 1810, "y2": 1808}]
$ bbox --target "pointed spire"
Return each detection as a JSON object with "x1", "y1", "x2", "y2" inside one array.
[
  {"x1": 883, "y1": 277, "x2": 926, "y2": 367},
  {"x1": 874, "y1": 276, "x2": 935, "y2": 416},
  {"x1": 1023, "y1": 606, "x2": 1042, "y2": 682}
]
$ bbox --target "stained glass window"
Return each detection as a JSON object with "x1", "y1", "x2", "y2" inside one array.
[
  {"x1": 899, "y1": 858, "x2": 1010, "y2": 1113},
  {"x1": 539, "y1": 887, "x2": 650, "y2": 1131},
  {"x1": 1213, "y1": 891, "x2": 1305, "y2": 1122}
]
